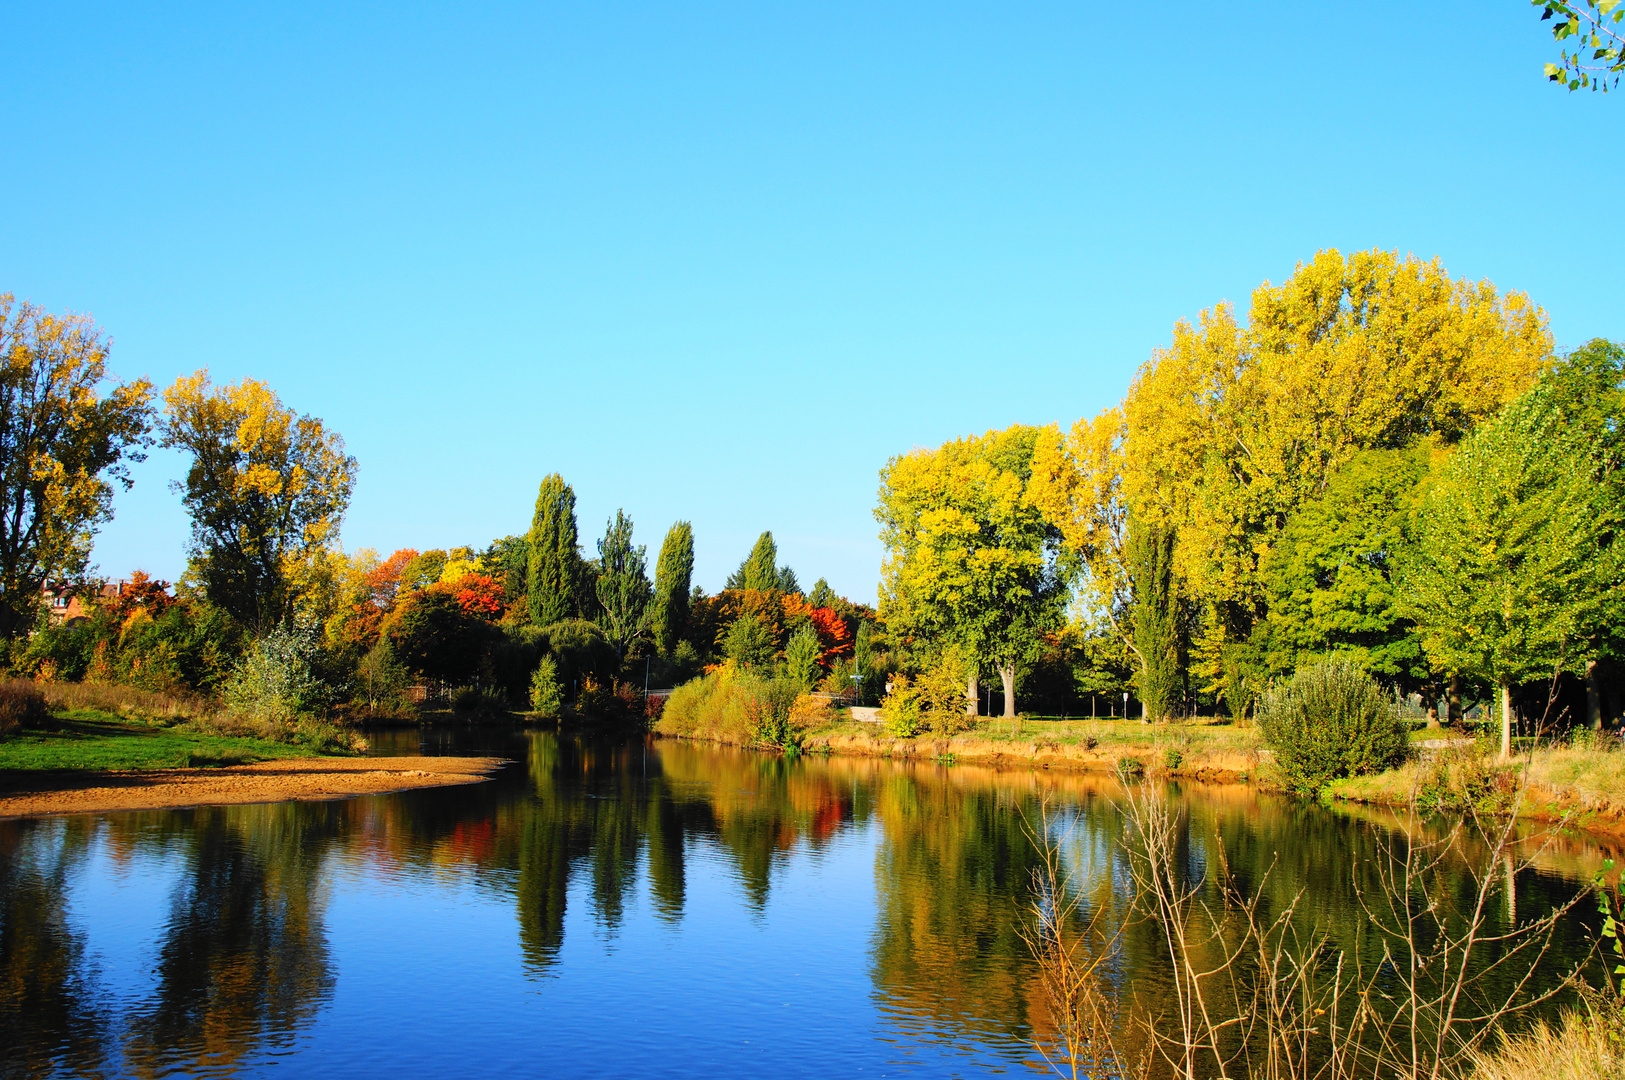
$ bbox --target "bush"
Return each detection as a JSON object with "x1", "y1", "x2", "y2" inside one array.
[
  {"x1": 917, "y1": 650, "x2": 973, "y2": 736},
  {"x1": 881, "y1": 674, "x2": 921, "y2": 738},
  {"x1": 0, "y1": 682, "x2": 49, "y2": 738},
  {"x1": 529, "y1": 655, "x2": 563, "y2": 716},
  {"x1": 656, "y1": 667, "x2": 805, "y2": 749},
  {"x1": 451, "y1": 686, "x2": 511, "y2": 718},
  {"x1": 1259, "y1": 659, "x2": 1407, "y2": 797},
  {"x1": 223, "y1": 619, "x2": 338, "y2": 729}
]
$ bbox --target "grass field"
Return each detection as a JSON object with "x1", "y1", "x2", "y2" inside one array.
[{"x1": 0, "y1": 708, "x2": 324, "y2": 772}]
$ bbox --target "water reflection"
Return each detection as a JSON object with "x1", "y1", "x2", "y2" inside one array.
[
  {"x1": 0, "y1": 732, "x2": 1613, "y2": 1078},
  {"x1": 0, "y1": 819, "x2": 111, "y2": 1080}
]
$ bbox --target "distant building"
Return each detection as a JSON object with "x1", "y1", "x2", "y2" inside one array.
[{"x1": 39, "y1": 580, "x2": 132, "y2": 629}]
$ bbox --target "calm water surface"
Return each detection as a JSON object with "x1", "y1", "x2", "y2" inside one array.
[{"x1": 0, "y1": 730, "x2": 1611, "y2": 1079}]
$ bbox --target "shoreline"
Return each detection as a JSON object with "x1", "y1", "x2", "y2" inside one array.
[
  {"x1": 656, "y1": 725, "x2": 1625, "y2": 844},
  {"x1": 0, "y1": 755, "x2": 508, "y2": 819}
]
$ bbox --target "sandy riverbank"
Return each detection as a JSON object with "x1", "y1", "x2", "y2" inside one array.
[{"x1": 0, "y1": 755, "x2": 507, "y2": 819}]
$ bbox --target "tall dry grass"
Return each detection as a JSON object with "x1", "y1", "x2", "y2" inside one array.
[
  {"x1": 1021, "y1": 783, "x2": 1604, "y2": 1080},
  {"x1": 1463, "y1": 1008, "x2": 1624, "y2": 1080},
  {"x1": 2, "y1": 677, "x2": 366, "y2": 753}
]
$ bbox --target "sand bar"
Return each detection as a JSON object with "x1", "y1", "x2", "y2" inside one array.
[{"x1": 0, "y1": 756, "x2": 508, "y2": 818}]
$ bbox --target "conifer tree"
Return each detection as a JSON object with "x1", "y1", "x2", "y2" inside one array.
[
  {"x1": 526, "y1": 474, "x2": 580, "y2": 627},
  {"x1": 808, "y1": 578, "x2": 838, "y2": 609},
  {"x1": 650, "y1": 521, "x2": 695, "y2": 657},
  {"x1": 731, "y1": 531, "x2": 779, "y2": 592},
  {"x1": 596, "y1": 510, "x2": 652, "y2": 662}
]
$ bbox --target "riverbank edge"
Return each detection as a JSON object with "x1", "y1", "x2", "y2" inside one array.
[
  {"x1": 654, "y1": 725, "x2": 1625, "y2": 843},
  {"x1": 0, "y1": 755, "x2": 509, "y2": 819}
]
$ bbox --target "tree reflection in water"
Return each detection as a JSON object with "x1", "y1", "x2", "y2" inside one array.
[
  {"x1": 0, "y1": 732, "x2": 1612, "y2": 1078},
  {"x1": 121, "y1": 803, "x2": 341, "y2": 1075},
  {"x1": 0, "y1": 818, "x2": 112, "y2": 1080}
]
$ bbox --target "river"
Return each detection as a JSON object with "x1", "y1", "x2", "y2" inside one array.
[{"x1": 0, "y1": 730, "x2": 1612, "y2": 1079}]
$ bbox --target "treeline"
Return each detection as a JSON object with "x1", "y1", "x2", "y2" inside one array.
[
  {"x1": 0, "y1": 293, "x2": 872, "y2": 730},
  {"x1": 878, "y1": 249, "x2": 1625, "y2": 753}
]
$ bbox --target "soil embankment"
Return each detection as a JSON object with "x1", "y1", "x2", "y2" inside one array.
[{"x1": 0, "y1": 755, "x2": 506, "y2": 818}]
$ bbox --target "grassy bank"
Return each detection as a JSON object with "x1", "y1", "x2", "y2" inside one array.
[
  {"x1": 656, "y1": 709, "x2": 1625, "y2": 836},
  {"x1": 1327, "y1": 739, "x2": 1625, "y2": 836},
  {"x1": 0, "y1": 708, "x2": 326, "y2": 771},
  {"x1": 0, "y1": 679, "x2": 364, "y2": 772},
  {"x1": 657, "y1": 711, "x2": 1267, "y2": 777}
]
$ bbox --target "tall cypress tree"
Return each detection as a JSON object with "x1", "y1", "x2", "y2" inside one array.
[
  {"x1": 650, "y1": 521, "x2": 695, "y2": 657},
  {"x1": 527, "y1": 474, "x2": 580, "y2": 627},
  {"x1": 736, "y1": 531, "x2": 778, "y2": 592}
]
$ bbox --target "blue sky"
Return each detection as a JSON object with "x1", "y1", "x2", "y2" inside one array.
[{"x1": 2, "y1": 1, "x2": 1620, "y2": 602}]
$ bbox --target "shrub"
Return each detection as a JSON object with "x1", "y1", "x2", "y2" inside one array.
[
  {"x1": 917, "y1": 650, "x2": 973, "y2": 737},
  {"x1": 575, "y1": 674, "x2": 614, "y2": 718},
  {"x1": 1258, "y1": 659, "x2": 1407, "y2": 797},
  {"x1": 787, "y1": 692, "x2": 833, "y2": 730},
  {"x1": 1115, "y1": 754, "x2": 1146, "y2": 780},
  {"x1": 881, "y1": 674, "x2": 921, "y2": 738},
  {"x1": 451, "y1": 686, "x2": 510, "y2": 718},
  {"x1": 738, "y1": 674, "x2": 800, "y2": 748},
  {"x1": 0, "y1": 682, "x2": 49, "y2": 738},
  {"x1": 656, "y1": 667, "x2": 805, "y2": 749},
  {"x1": 1162, "y1": 747, "x2": 1184, "y2": 771},
  {"x1": 529, "y1": 655, "x2": 563, "y2": 716},
  {"x1": 223, "y1": 620, "x2": 338, "y2": 729}
]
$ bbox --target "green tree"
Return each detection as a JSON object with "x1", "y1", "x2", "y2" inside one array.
[
  {"x1": 1261, "y1": 447, "x2": 1430, "y2": 687},
  {"x1": 1400, "y1": 376, "x2": 1622, "y2": 758},
  {"x1": 0, "y1": 296, "x2": 155, "y2": 637},
  {"x1": 649, "y1": 521, "x2": 694, "y2": 657},
  {"x1": 775, "y1": 566, "x2": 800, "y2": 595},
  {"x1": 388, "y1": 590, "x2": 488, "y2": 684},
  {"x1": 877, "y1": 425, "x2": 1065, "y2": 716},
  {"x1": 783, "y1": 623, "x2": 823, "y2": 691},
  {"x1": 161, "y1": 370, "x2": 356, "y2": 632},
  {"x1": 724, "y1": 613, "x2": 775, "y2": 669},
  {"x1": 529, "y1": 655, "x2": 563, "y2": 716},
  {"x1": 1127, "y1": 518, "x2": 1182, "y2": 720},
  {"x1": 482, "y1": 534, "x2": 530, "y2": 611},
  {"x1": 808, "y1": 578, "x2": 838, "y2": 609},
  {"x1": 1033, "y1": 251, "x2": 1552, "y2": 705},
  {"x1": 729, "y1": 532, "x2": 780, "y2": 592},
  {"x1": 595, "y1": 510, "x2": 652, "y2": 662},
  {"x1": 527, "y1": 475, "x2": 580, "y2": 627}
]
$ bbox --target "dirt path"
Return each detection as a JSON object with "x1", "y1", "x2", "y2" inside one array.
[{"x1": 0, "y1": 756, "x2": 508, "y2": 818}]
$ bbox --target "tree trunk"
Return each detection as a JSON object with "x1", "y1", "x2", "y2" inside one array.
[
  {"x1": 1500, "y1": 681, "x2": 1513, "y2": 761},
  {"x1": 966, "y1": 675, "x2": 979, "y2": 717},
  {"x1": 1448, "y1": 674, "x2": 1462, "y2": 727},
  {"x1": 1000, "y1": 665, "x2": 1016, "y2": 718},
  {"x1": 1587, "y1": 660, "x2": 1603, "y2": 731}
]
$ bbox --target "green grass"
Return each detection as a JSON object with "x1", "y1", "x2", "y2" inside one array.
[{"x1": 0, "y1": 709, "x2": 324, "y2": 772}]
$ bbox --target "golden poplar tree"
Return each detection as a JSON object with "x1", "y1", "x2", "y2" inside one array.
[
  {"x1": 0, "y1": 296, "x2": 154, "y2": 637},
  {"x1": 161, "y1": 370, "x2": 357, "y2": 631},
  {"x1": 1034, "y1": 249, "x2": 1552, "y2": 706}
]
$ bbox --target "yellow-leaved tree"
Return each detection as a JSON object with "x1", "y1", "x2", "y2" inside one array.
[
  {"x1": 877, "y1": 425, "x2": 1065, "y2": 717},
  {"x1": 160, "y1": 370, "x2": 357, "y2": 632},
  {"x1": 0, "y1": 296, "x2": 154, "y2": 637},
  {"x1": 1033, "y1": 249, "x2": 1552, "y2": 713}
]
